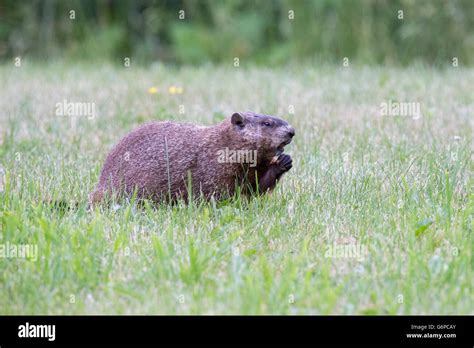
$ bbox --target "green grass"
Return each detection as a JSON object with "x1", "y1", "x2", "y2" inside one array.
[{"x1": 0, "y1": 62, "x2": 472, "y2": 314}]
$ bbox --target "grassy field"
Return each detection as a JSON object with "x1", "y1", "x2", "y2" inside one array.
[{"x1": 0, "y1": 62, "x2": 472, "y2": 314}]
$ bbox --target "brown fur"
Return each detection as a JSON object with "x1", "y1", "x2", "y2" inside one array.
[{"x1": 89, "y1": 111, "x2": 295, "y2": 205}]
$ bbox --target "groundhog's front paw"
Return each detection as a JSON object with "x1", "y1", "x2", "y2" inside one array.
[{"x1": 275, "y1": 154, "x2": 292, "y2": 173}]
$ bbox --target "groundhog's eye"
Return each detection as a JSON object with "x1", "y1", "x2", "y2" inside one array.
[{"x1": 262, "y1": 121, "x2": 272, "y2": 127}]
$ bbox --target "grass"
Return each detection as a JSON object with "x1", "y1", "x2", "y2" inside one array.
[{"x1": 0, "y1": 62, "x2": 472, "y2": 314}]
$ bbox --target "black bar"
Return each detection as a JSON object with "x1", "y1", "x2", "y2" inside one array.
[{"x1": 0, "y1": 316, "x2": 472, "y2": 346}]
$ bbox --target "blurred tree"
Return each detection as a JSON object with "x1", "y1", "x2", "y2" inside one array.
[{"x1": 0, "y1": 0, "x2": 472, "y2": 65}]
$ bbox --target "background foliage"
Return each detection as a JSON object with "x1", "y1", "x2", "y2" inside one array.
[{"x1": 1, "y1": 0, "x2": 473, "y2": 65}]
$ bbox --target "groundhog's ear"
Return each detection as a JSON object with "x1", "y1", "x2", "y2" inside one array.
[{"x1": 231, "y1": 112, "x2": 245, "y2": 127}]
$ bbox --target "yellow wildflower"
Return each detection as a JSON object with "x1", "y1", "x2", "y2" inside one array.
[{"x1": 148, "y1": 87, "x2": 158, "y2": 94}]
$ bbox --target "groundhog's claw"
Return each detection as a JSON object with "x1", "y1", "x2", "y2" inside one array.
[{"x1": 276, "y1": 154, "x2": 292, "y2": 173}]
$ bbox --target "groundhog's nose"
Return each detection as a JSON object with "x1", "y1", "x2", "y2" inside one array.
[{"x1": 287, "y1": 127, "x2": 295, "y2": 138}]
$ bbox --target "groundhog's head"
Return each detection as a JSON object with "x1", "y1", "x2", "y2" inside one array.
[{"x1": 230, "y1": 111, "x2": 295, "y2": 159}]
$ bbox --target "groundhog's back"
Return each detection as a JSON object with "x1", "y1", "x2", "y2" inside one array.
[{"x1": 94, "y1": 121, "x2": 206, "y2": 200}]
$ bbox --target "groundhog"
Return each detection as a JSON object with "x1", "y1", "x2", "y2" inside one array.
[{"x1": 89, "y1": 111, "x2": 295, "y2": 205}]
